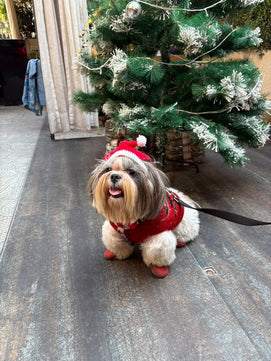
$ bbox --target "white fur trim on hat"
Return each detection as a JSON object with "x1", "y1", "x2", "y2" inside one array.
[{"x1": 108, "y1": 150, "x2": 148, "y2": 171}]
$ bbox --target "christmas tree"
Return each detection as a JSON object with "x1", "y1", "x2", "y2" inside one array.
[{"x1": 74, "y1": 0, "x2": 270, "y2": 166}]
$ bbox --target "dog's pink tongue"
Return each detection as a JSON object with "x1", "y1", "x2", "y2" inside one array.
[{"x1": 109, "y1": 188, "x2": 122, "y2": 196}]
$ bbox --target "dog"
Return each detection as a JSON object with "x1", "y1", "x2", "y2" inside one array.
[{"x1": 88, "y1": 136, "x2": 200, "y2": 278}]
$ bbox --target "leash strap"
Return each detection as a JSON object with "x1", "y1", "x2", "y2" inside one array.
[{"x1": 169, "y1": 191, "x2": 271, "y2": 226}]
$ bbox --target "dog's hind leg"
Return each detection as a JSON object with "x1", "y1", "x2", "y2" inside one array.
[
  {"x1": 173, "y1": 206, "x2": 200, "y2": 246},
  {"x1": 168, "y1": 188, "x2": 200, "y2": 246},
  {"x1": 102, "y1": 220, "x2": 135, "y2": 260}
]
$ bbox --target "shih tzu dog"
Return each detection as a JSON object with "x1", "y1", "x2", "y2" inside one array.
[{"x1": 88, "y1": 136, "x2": 200, "y2": 278}]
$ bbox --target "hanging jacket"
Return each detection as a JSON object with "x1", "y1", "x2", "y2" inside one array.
[{"x1": 22, "y1": 59, "x2": 46, "y2": 115}]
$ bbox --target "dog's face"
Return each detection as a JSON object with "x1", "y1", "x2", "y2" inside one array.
[{"x1": 88, "y1": 156, "x2": 169, "y2": 225}]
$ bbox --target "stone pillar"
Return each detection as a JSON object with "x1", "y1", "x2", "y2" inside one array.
[{"x1": 4, "y1": 0, "x2": 20, "y2": 39}]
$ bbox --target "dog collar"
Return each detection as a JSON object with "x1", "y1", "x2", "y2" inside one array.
[
  {"x1": 112, "y1": 220, "x2": 143, "y2": 246},
  {"x1": 115, "y1": 220, "x2": 143, "y2": 234}
]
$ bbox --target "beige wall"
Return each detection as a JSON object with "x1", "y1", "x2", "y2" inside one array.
[
  {"x1": 251, "y1": 51, "x2": 271, "y2": 99},
  {"x1": 25, "y1": 39, "x2": 39, "y2": 59},
  {"x1": 229, "y1": 50, "x2": 271, "y2": 99},
  {"x1": 228, "y1": 50, "x2": 271, "y2": 122}
]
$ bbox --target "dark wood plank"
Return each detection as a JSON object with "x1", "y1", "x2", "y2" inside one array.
[
  {"x1": 0, "y1": 122, "x2": 270, "y2": 361},
  {"x1": 170, "y1": 142, "x2": 271, "y2": 361},
  {"x1": 0, "y1": 212, "x2": 262, "y2": 361}
]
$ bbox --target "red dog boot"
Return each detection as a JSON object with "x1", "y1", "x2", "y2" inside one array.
[
  {"x1": 177, "y1": 241, "x2": 186, "y2": 248},
  {"x1": 104, "y1": 250, "x2": 116, "y2": 260},
  {"x1": 150, "y1": 265, "x2": 169, "y2": 278}
]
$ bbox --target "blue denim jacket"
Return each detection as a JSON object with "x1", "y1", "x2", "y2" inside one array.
[{"x1": 22, "y1": 59, "x2": 46, "y2": 115}]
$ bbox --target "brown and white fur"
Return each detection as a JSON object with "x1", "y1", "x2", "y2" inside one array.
[{"x1": 88, "y1": 156, "x2": 200, "y2": 276}]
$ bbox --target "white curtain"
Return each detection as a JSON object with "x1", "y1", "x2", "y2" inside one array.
[{"x1": 32, "y1": 0, "x2": 98, "y2": 138}]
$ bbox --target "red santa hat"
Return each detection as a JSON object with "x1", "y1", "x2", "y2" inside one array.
[{"x1": 104, "y1": 135, "x2": 150, "y2": 171}]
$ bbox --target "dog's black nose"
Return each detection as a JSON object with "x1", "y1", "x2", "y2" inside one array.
[{"x1": 110, "y1": 173, "x2": 121, "y2": 184}]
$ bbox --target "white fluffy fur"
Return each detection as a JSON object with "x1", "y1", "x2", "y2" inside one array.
[{"x1": 102, "y1": 220, "x2": 135, "y2": 260}]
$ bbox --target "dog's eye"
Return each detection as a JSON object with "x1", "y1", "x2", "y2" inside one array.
[
  {"x1": 104, "y1": 167, "x2": 112, "y2": 173},
  {"x1": 127, "y1": 168, "x2": 137, "y2": 176}
]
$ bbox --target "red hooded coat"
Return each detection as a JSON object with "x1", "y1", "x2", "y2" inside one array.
[{"x1": 110, "y1": 191, "x2": 184, "y2": 244}]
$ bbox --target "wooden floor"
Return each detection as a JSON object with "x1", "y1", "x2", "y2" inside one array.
[{"x1": 0, "y1": 119, "x2": 270, "y2": 361}]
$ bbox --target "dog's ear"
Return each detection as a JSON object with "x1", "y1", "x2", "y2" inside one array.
[
  {"x1": 145, "y1": 161, "x2": 169, "y2": 189},
  {"x1": 143, "y1": 162, "x2": 169, "y2": 219},
  {"x1": 87, "y1": 160, "x2": 106, "y2": 203}
]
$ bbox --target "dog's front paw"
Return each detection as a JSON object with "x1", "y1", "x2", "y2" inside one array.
[
  {"x1": 150, "y1": 265, "x2": 169, "y2": 278},
  {"x1": 104, "y1": 249, "x2": 116, "y2": 260}
]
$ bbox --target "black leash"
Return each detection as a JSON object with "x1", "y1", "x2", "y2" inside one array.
[{"x1": 169, "y1": 190, "x2": 271, "y2": 226}]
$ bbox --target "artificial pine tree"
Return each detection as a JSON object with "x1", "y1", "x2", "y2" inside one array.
[{"x1": 74, "y1": 0, "x2": 270, "y2": 166}]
